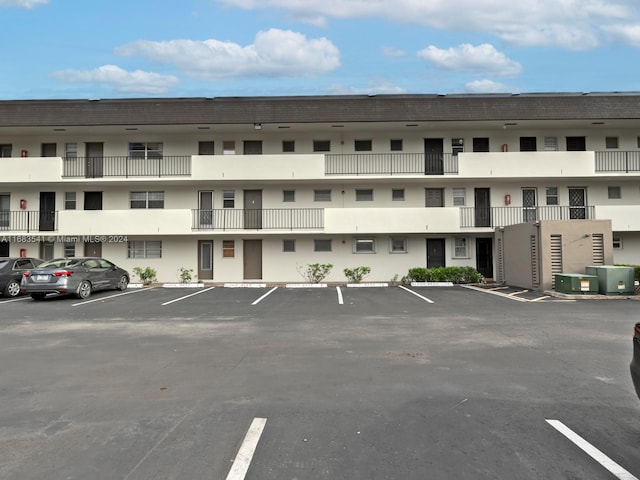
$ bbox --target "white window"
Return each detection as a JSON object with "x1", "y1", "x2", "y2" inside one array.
[
  {"x1": 127, "y1": 240, "x2": 162, "y2": 259},
  {"x1": 546, "y1": 187, "x2": 558, "y2": 206},
  {"x1": 129, "y1": 142, "x2": 163, "y2": 159},
  {"x1": 356, "y1": 189, "x2": 373, "y2": 201},
  {"x1": 544, "y1": 137, "x2": 558, "y2": 151},
  {"x1": 283, "y1": 239, "x2": 295, "y2": 252},
  {"x1": 314, "y1": 189, "x2": 331, "y2": 202},
  {"x1": 453, "y1": 237, "x2": 469, "y2": 258},
  {"x1": 63, "y1": 242, "x2": 75, "y2": 257},
  {"x1": 452, "y1": 188, "x2": 466, "y2": 206},
  {"x1": 130, "y1": 191, "x2": 164, "y2": 209},
  {"x1": 283, "y1": 190, "x2": 295, "y2": 202},
  {"x1": 223, "y1": 190, "x2": 235, "y2": 208},
  {"x1": 613, "y1": 235, "x2": 623, "y2": 249},
  {"x1": 392, "y1": 189, "x2": 405, "y2": 201},
  {"x1": 390, "y1": 237, "x2": 407, "y2": 253},
  {"x1": 608, "y1": 186, "x2": 621, "y2": 199},
  {"x1": 314, "y1": 239, "x2": 332, "y2": 252},
  {"x1": 605, "y1": 137, "x2": 619, "y2": 149},
  {"x1": 354, "y1": 238, "x2": 375, "y2": 253},
  {"x1": 64, "y1": 192, "x2": 76, "y2": 210},
  {"x1": 65, "y1": 143, "x2": 77, "y2": 158}
]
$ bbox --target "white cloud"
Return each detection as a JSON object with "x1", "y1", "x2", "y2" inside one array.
[
  {"x1": 0, "y1": 0, "x2": 47, "y2": 7},
  {"x1": 115, "y1": 29, "x2": 340, "y2": 80},
  {"x1": 326, "y1": 79, "x2": 407, "y2": 95},
  {"x1": 417, "y1": 44, "x2": 522, "y2": 76},
  {"x1": 214, "y1": 0, "x2": 640, "y2": 50},
  {"x1": 50, "y1": 65, "x2": 179, "y2": 94},
  {"x1": 602, "y1": 23, "x2": 640, "y2": 47},
  {"x1": 465, "y1": 79, "x2": 513, "y2": 93}
]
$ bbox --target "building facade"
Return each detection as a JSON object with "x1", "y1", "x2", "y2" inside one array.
[{"x1": 0, "y1": 93, "x2": 639, "y2": 285}]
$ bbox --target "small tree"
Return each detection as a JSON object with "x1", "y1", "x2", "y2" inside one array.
[
  {"x1": 133, "y1": 266, "x2": 157, "y2": 285},
  {"x1": 344, "y1": 266, "x2": 371, "y2": 283},
  {"x1": 178, "y1": 267, "x2": 194, "y2": 283},
  {"x1": 298, "y1": 263, "x2": 333, "y2": 283}
]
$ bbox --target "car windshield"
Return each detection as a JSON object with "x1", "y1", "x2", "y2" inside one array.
[{"x1": 40, "y1": 258, "x2": 81, "y2": 268}]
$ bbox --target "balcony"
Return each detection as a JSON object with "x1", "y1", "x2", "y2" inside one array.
[
  {"x1": 325, "y1": 153, "x2": 459, "y2": 175},
  {"x1": 0, "y1": 210, "x2": 57, "y2": 232},
  {"x1": 460, "y1": 205, "x2": 596, "y2": 228},
  {"x1": 191, "y1": 209, "x2": 324, "y2": 231},
  {"x1": 594, "y1": 151, "x2": 640, "y2": 173},
  {"x1": 62, "y1": 156, "x2": 191, "y2": 178}
]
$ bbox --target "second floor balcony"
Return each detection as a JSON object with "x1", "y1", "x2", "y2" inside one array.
[
  {"x1": 460, "y1": 205, "x2": 597, "y2": 228},
  {"x1": 62, "y1": 156, "x2": 191, "y2": 178}
]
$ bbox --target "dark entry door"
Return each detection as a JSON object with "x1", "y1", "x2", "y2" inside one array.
[
  {"x1": 426, "y1": 239, "x2": 446, "y2": 268},
  {"x1": 244, "y1": 190, "x2": 262, "y2": 229},
  {"x1": 424, "y1": 138, "x2": 444, "y2": 175},
  {"x1": 85, "y1": 142, "x2": 104, "y2": 178},
  {"x1": 39, "y1": 192, "x2": 55, "y2": 231},
  {"x1": 476, "y1": 238, "x2": 494, "y2": 279},
  {"x1": 474, "y1": 188, "x2": 491, "y2": 227},
  {"x1": 243, "y1": 239, "x2": 262, "y2": 279},
  {"x1": 198, "y1": 240, "x2": 213, "y2": 280},
  {"x1": 84, "y1": 242, "x2": 102, "y2": 257},
  {"x1": 569, "y1": 187, "x2": 587, "y2": 219}
]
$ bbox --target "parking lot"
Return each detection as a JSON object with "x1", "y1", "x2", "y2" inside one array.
[{"x1": 1, "y1": 285, "x2": 639, "y2": 480}]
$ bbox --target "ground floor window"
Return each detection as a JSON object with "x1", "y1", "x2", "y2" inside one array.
[
  {"x1": 222, "y1": 240, "x2": 235, "y2": 258},
  {"x1": 613, "y1": 235, "x2": 623, "y2": 249},
  {"x1": 452, "y1": 237, "x2": 469, "y2": 258},
  {"x1": 390, "y1": 237, "x2": 408, "y2": 253},
  {"x1": 283, "y1": 239, "x2": 295, "y2": 252},
  {"x1": 353, "y1": 238, "x2": 375, "y2": 253},
  {"x1": 314, "y1": 239, "x2": 332, "y2": 252},
  {"x1": 127, "y1": 240, "x2": 162, "y2": 259}
]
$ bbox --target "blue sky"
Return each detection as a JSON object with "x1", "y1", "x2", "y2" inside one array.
[{"x1": 1, "y1": 0, "x2": 640, "y2": 99}]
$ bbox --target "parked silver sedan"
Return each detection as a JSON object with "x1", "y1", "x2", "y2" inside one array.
[{"x1": 21, "y1": 257, "x2": 130, "y2": 300}]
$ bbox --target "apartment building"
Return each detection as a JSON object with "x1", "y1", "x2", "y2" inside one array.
[{"x1": 0, "y1": 93, "x2": 638, "y2": 286}]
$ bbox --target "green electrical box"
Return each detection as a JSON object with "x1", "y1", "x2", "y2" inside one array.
[
  {"x1": 585, "y1": 266, "x2": 635, "y2": 295},
  {"x1": 554, "y1": 273, "x2": 599, "y2": 295}
]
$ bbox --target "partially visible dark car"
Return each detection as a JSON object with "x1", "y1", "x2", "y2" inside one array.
[
  {"x1": 0, "y1": 257, "x2": 44, "y2": 297},
  {"x1": 21, "y1": 257, "x2": 129, "y2": 300},
  {"x1": 631, "y1": 323, "x2": 640, "y2": 400}
]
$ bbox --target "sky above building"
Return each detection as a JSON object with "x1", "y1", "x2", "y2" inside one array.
[{"x1": 1, "y1": 0, "x2": 640, "y2": 99}]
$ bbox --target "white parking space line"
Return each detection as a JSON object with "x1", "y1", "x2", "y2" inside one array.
[
  {"x1": 546, "y1": 419, "x2": 639, "y2": 480},
  {"x1": 399, "y1": 285, "x2": 434, "y2": 303},
  {"x1": 461, "y1": 284, "x2": 529, "y2": 302},
  {"x1": 226, "y1": 417, "x2": 267, "y2": 480},
  {"x1": 251, "y1": 287, "x2": 278, "y2": 305},
  {"x1": 336, "y1": 286, "x2": 344, "y2": 304},
  {"x1": 72, "y1": 287, "x2": 155, "y2": 307},
  {"x1": 0, "y1": 296, "x2": 32, "y2": 304},
  {"x1": 161, "y1": 286, "x2": 215, "y2": 305}
]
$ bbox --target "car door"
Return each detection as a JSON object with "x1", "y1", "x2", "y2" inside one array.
[
  {"x1": 83, "y1": 259, "x2": 109, "y2": 290},
  {"x1": 99, "y1": 259, "x2": 121, "y2": 288}
]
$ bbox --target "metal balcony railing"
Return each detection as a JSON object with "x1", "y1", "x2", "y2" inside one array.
[
  {"x1": 0, "y1": 210, "x2": 58, "y2": 232},
  {"x1": 192, "y1": 208, "x2": 324, "y2": 230},
  {"x1": 62, "y1": 156, "x2": 191, "y2": 178},
  {"x1": 460, "y1": 205, "x2": 596, "y2": 228},
  {"x1": 595, "y1": 151, "x2": 640, "y2": 173},
  {"x1": 325, "y1": 153, "x2": 459, "y2": 175}
]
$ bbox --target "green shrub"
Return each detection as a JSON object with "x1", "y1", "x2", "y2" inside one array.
[
  {"x1": 407, "y1": 266, "x2": 483, "y2": 284},
  {"x1": 298, "y1": 263, "x2": 333, "y2": 283},
  {"x1": 344, "y1": 266, "x2": 371, "y2": 283},
  {"x1": 133, "y1": 266, "x2": 157, "y2": 284},
  {"x1": 178, "y1": 267, "x2": 194, "y2": 283}
]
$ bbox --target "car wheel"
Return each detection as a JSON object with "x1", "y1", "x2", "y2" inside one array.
[
  {"x1": 4, "y1": 280, "x2": 21, "y2": 297},
  {"x1": 117, "y1": 275, "x2": 129, "y2": 291},
  {"x1": 76, "y1": 280, "x2": 92, "y2": 299},
  {"x1": 31, "y1": 293, "x2": 46, "y2": 301}
]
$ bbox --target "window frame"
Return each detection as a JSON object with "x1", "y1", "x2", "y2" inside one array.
[
  {"x1": 354, "y1": 139, "x2": 372, "y2": 152},
  {"x1": 127, "y1": 240, "x2": 162, "y2": 259},
  {"x1": 283, "y1": 189, "x2": 295, "y2": 202},
  {"x1": 608, "y1": 186, "x2": 621, "y2": 199},
  {"x1": 223, "y1": 190, "x2": 235, "y2": 208},
  {"x1": 452, "y1": 188, "x2": 466, "y2": 206},
  {"x1": 314, "y1": 239, "x2": 332, "y2": 252},
  {"x1": 390, "y1": 237, "x2": 408, "y2": 254},
  {"x1": 392, "y1": 188, "x2": 405, "y2": 201},
  {"x1": 64, "y1": 192, "x2": 77, "y2": 210},
  {"x1": 314, "y1": 189, "x2": 331, "y2": 202},
  {"x1": 283, "y1": 239, "x2": 296, "y2": 252},
  {"x1": 353, "y1": 238, "x2": 375, "y2": 254},
  {"x1": 452, "y1": 237, "x2": 470, "y2": 259},
  {"x1": 313, "y1": 140, "x2": 331, "y2": 152},
  {"x1": 222, "y1": 240, "x2": 235, "y2": 258},
  {"x1": 545, "y1": 187, "x2": 559, "y2": 206},
  {"x1": 355, "y1": 189, "x2": 374, "y2": 201},
  {"x1": 128, "y1": 142, "x2": 163, "y2": 159},
  {"x1": 130, "y1": 191, "x2": 164, "y2": 209}
]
